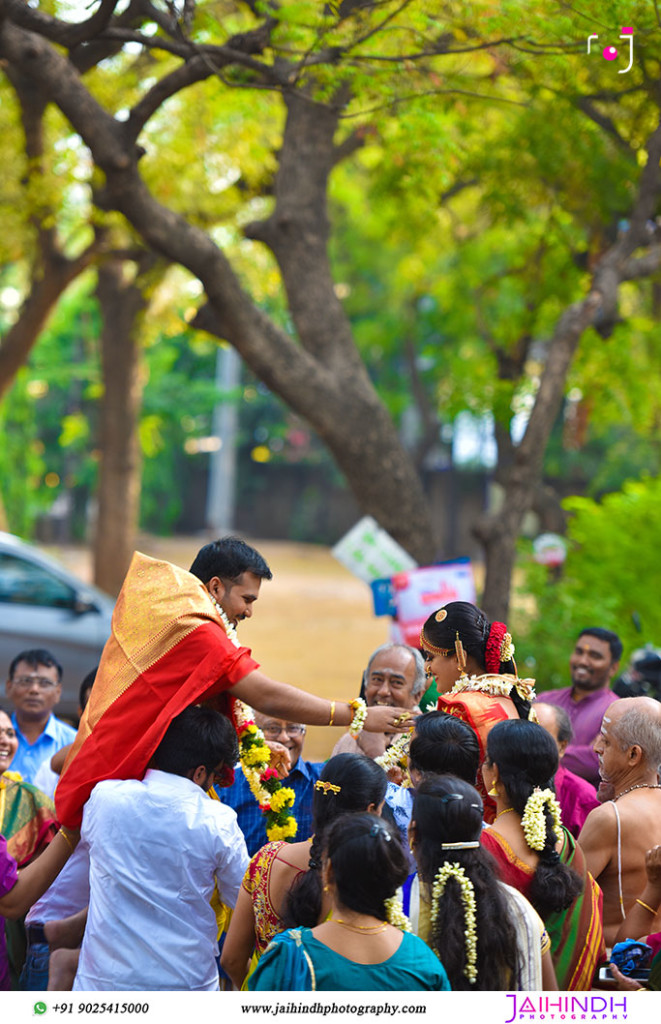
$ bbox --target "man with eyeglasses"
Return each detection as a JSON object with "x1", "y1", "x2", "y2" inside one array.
[
  {"x1": 218, "y1": 711, "x2": 322, "y2": 855},
  {"x1": 5, "y1": 649, "x2": 77, "y2": 784}
]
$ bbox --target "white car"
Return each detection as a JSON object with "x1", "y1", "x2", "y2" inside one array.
[{"x1": 0, "y1": 532, "x2": 114, "y2": 718}]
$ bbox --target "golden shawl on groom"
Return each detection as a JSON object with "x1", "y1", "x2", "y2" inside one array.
[{"x1": 55, "y1": 551, "x2": 258, "y2": 829}]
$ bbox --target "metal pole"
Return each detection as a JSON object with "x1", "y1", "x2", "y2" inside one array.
[{"x1": 205, "y1": 345, "x2": 240, "y2": 534}]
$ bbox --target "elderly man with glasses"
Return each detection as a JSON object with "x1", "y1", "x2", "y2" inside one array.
[
  {"x1": 216, "y1": 710, "x2": 322, "y2": 855},
  {"x1": 4, "y1": 649, "x2": 77, "y2": 784}
]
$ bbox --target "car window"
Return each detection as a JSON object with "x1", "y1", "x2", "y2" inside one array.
[{"x1": 0, "y1": 552, "x2": 77, "y2": 609}]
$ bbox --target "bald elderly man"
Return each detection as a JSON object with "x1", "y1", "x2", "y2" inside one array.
[{"x1": 578, "y1": 697, "x2": 661, "y2": 946}]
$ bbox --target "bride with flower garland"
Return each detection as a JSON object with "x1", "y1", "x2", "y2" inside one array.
[{"x1": 419, "y1": 600, "x2": 536, "y2": 822}]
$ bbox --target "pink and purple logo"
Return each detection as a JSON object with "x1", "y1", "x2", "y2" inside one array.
[{"x1": 587, "y1": 27, "x2": 634, "y2": 72}]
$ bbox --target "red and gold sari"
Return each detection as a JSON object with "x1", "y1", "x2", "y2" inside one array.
[
  {"x1": 437, "y1": 689, "x2": 519, "y2": 822},
  {"x1": 482, "y1": 826, "x2": 606, "y2": 989}
]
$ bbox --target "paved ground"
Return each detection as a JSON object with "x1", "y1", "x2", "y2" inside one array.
[{"x1": 49, "y1": 534, "x2": 388, "y2": 761}]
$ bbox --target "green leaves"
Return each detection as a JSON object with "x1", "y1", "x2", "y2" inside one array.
[{"x1": 517, "y1": 476, "x2": 661, "y2": 686}]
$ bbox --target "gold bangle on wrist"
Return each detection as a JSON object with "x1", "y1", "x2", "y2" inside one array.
[
  {"x1": 635, "y1": 898, "x2": 658, "y2": 915},
  {"x1": 58, "y1": 828, "x2": 75, "y2": 852},
  {"x1": 329, "y1": 700, "x2": 336, "y2": 726}
]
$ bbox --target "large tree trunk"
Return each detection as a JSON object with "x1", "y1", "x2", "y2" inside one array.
[
  {"x1": 93, "y1": 257, "x2": 154, "y2": 594},
  {"x1": 3, "y1": 12, "x2": 661, "y2": 597},
  {"x1": 0, "y1": 21, "x2": 436, "y2": 564}
]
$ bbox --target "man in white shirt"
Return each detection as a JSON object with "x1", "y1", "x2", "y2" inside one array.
[{"x1": 73, "y1": 705, "x2": 249, "y2": 991}]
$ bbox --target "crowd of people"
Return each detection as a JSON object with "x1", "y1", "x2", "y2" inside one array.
[{"x1": 2, "y1": 536, "x2": 661, "y2": 993}]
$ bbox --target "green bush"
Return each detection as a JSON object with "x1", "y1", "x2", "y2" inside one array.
[{"x1": 514, "y1": 476, "x2": 661, "y2": 691}]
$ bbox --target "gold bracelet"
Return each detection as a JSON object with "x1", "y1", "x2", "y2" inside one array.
[
  {"x1": 635, "y1": 898, "x2": 658, "y2": 915},
  {"x1": 58, "y1": 828, "x2": 75, "y2": 853},
  {"x1": 329, "y1": 700, "x2": 336, "y2": 726}
]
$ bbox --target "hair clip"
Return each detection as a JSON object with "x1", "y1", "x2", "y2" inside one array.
[
  {"x1": 439, "y1": 793, "x2": 464, "y2": 804},
  {"x1": 440, "y1": 841, "x2": 481, "y2": 850},
  {"x1": 369, "y1": 823, "x2": 392, "y2": 842},
  {"x1": 315, "y1": 780, "x2": 341, "y2": 796}
]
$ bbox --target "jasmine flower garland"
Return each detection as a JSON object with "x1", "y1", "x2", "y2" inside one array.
[
  {"x1": 348, "y1": 697, "x2": 367, "y2": 738},
  {"x1": 375, "y1": 733, "x2": 412, "y2": 786},
  {"x1": 521, "y1": 787, "x2": 563, "y2": 852},
  {"x1": 448, "y1": 673, "x2": 536, "y2": 702},
  {"x1": 207, "y1": 591, "x2": 240, "y2": 647},
  {"x1": 384, "y1": 895, "x2": 411, "y2": 932},
  {"x1": 431, "y1": 862, "x2": 478, "y2": 984}
]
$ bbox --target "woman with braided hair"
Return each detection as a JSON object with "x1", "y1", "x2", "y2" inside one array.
[
  {"x1": 419, "y1": 600, "x2": 535, "y2": 821},
  {"x1": 220, "y1": 753, "x2": 387, "y2": 989},
  {"x1": 410, "y1": 774, "x2": 556, "y2": 990},
  {"x1": 481, "y1": 719, "x2": 606, "y2": 990},
  {"x1": 248, "y1": 813, "x2": 450, "y2": 991}
]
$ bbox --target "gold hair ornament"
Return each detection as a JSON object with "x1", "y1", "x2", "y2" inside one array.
[
  {"x1": 419, "y1": 628, "x2": 453, "y2": 657},
  {"x1": 314, "y1": 780, "x2": 341, "y2": 796},
  {"x1": 435, "y1": 609, "x2": 448, "y2": 622},
  {"x1": 499, "y1": 632, "x2": 515, "y2": 664},
  {"x1": 454, "y1": 633, "x2": 468, "y2": 677}
]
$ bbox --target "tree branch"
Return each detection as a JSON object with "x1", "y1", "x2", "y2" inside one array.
[
  {"x1": 3, "y1": 0, "x2": 121, "y2": 47},
  {"x1": 621, "y1": 244, "x2": 661, "y2": 280},
  {"x1": 124, "y1": 23, "x2": 276, "y2": 140},
  {"x1": 573, "y1": 95, "x2": 634, "y2": 156}
]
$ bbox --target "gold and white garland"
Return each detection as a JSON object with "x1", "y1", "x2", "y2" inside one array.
[
  {"x1": 431, "y1": 862, "x2": 478, "y2": 984},
  {"x1": 348, "y1": 697, "x2": 368, "y2": 738},
  {"x1": 521, "y1": 787, "x2": 563, "y2": 852},
  {"x1": 208, "y1": 591, "x2": 240, "y2": 647},
  {"x1": 375, "y1": 732, "x2": 412, "y2": 785},
  {"x1": 384, "y1": 894, "x2": 412, "y2": 932},
  {"x1": 448, "y1": 673, "x2": 536, "y2": 703}
]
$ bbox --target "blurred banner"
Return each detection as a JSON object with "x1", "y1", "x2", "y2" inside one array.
[{"x1": 389, "y1": 559, "x2": 477, "y2": 647}]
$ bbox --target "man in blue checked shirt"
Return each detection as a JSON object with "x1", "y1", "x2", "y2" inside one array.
[
  {"x1": 217, "y1": 711, "x2": 322, "y2": 854},
  {"x1": 5, "y1": 649, "x2": 77, "y2": 784}
]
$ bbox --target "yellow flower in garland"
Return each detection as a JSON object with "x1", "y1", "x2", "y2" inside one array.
[
  {"x1": 233, "y1": 701, "x2": 298, "y2": 844},
  {"x1": 270, "y1": 787, "x2": 296, "y2": 813},
  {"x1": 242, "y1": 745, "x2": 269, "y2": 768},
  {"x1": 268, "y1": 819, "x2": 298, "y2": 842}
]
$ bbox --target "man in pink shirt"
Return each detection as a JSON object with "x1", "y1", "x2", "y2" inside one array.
[
  {"x1": 536, "y1": 627, "x2": 622, "y2": 788},
  {"x1": 535, "y1": 701, "x2": 600, "y2": 837}
]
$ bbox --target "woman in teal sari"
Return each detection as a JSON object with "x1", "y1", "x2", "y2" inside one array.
[{"x1": 248, "y1": 813, "x2": 450, "y2": 992}]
